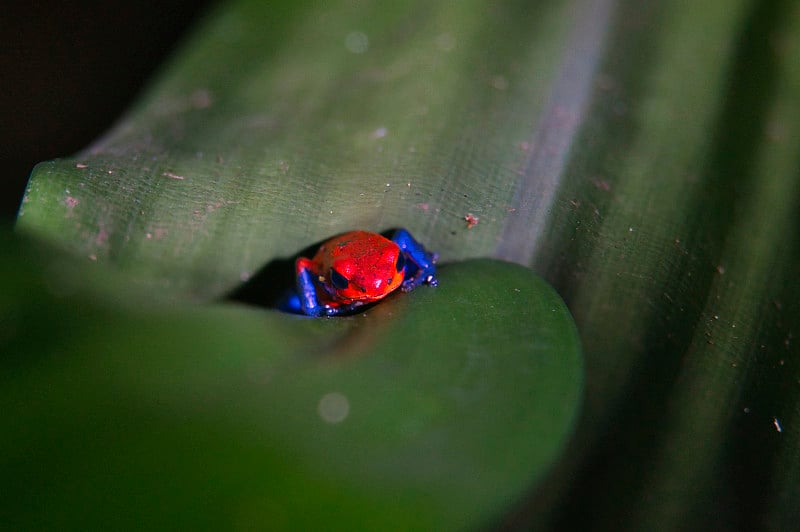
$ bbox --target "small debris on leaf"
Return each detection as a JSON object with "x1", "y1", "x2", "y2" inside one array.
[{"x1": 162, "y1": 172, "x2": 185, "y2": 180}]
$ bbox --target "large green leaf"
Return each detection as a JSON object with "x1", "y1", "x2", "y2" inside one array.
[
  {"x1": 10, "y1": 0, "x2": 800, "y2": 528},
  {"x1": 1, "y1": 234, "x2": 581, "y2": 529},
  {"x1": 17, "y1": 0, "x2": 580, "y2": 297}
]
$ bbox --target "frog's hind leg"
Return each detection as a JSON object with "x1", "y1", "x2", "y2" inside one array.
[{"x1": 391, "y1": 228, "x2": 439, "y2": 291}]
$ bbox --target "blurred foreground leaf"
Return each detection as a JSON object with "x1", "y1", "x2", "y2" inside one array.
[{"x1": 1, "y1": 234, "x2": 581, "y2": 529}]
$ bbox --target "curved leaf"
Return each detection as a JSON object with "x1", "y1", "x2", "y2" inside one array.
[
  {"x1": 1, "y1": 234, "x2": 582, "y2": 529},
  {"x1": 16, "y1": 0, "x2": 592, "y2": 298}
]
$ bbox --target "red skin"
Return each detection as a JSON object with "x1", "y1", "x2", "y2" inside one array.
[{"x1": 295, "y1": 231, "x2": 404, "y2": 310}]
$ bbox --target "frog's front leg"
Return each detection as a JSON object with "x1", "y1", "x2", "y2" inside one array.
[
  {"x1": 295, "y1": 258, "x2": 365, "y2": 317},
  {"x1": 391, "y1": 228, "x2": 439, "y2": 291},
  {"x1": 295, "y1": 257, "x2": 329, "y2": 317}
]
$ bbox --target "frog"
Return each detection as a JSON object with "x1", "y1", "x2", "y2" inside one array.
[{"x1": 284, "y1": 229, "x2": 438, "y2": 317}]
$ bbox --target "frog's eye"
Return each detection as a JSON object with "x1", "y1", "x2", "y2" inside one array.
[
  {"x1": 329, "y1": 268, "x2": 349, "y2": 290},
  {"x1": 395, "y1": 252, "x2": 406, "y2": 273}
]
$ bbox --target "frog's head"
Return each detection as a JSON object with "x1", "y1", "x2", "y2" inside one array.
[{"x1": 325, "y1": 242, "x2": 405, "y2": 302}]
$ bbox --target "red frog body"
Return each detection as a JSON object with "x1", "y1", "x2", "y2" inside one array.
[{"x1": 290, "y1": 229, "x2": 438, "y2": 317}]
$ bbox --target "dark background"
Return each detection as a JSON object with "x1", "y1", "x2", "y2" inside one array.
[{"x1": 1, "y1": 1, "x2": 212, "y2": 221}]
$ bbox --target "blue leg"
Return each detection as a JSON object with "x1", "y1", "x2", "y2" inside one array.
[
  {"x1": 391, "y1": 228, "x2": 439, "y2": 291},
  {"x1": 290, "y1": 259, "x2": 369, "y2": 317},
  {"x1": 296, "y1": 263, "x2": 326, "y2": 317}
]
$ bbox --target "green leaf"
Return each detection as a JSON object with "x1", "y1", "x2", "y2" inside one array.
[
  {"x1": 16, "y1": 0, "x2": 584, "y2": 298},
  {"x1": 1, "y1": 233, "x2": 581, "y2": 529}
]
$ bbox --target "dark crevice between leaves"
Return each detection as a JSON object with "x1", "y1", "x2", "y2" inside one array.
[
  {"x1": 542, "y1": 0, "x2": 793, "y2": 529},
  {"x1": 225, "y1": 241, "x2": 315, "y2": 311}
]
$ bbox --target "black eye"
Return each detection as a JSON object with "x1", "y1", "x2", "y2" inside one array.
[
  {"x1": 395, "y1": 253, "x2": 406, "y2": 272},
  {"x1": 330, "y1": 268, "x2": 349, "y2": 290}
]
